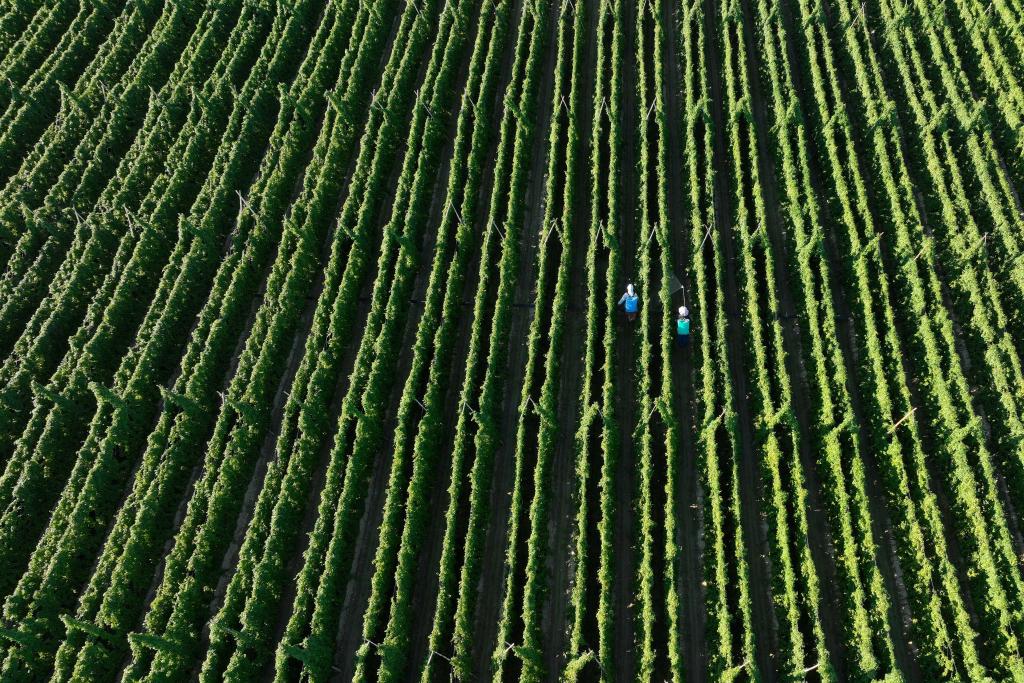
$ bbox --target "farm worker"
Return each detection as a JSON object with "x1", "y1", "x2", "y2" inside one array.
[
  {"x1": 618, "y1": 284, "x2": 639, "y2": 322},
  {"x1": 676, "y1": 306, "x2": 691, "y2": 348}
]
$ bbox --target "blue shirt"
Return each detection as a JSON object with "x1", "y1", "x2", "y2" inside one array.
[{"x1": 622, "y1": 295, "x2": 638, "y2": 313}]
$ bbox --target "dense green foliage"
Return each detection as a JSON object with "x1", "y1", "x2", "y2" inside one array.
[{"x1": 2, "y1": 0, "x2": 1024, "y2": 680}]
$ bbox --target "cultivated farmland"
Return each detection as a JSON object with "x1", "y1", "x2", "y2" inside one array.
[{"x1": 1, "y1": 0, "x2": 1024, "y2": 680}]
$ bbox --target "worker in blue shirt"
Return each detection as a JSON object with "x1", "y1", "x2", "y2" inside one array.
[
  {"x1": 618, "y1": 284, "x2": 639, "y2": 322},
  {"x1": 676, "y1": 306, "x2": 691, "y2": 348}
]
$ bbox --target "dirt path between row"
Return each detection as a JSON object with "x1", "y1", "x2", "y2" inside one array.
[{"x1": 610, "y1": 0, "x2": 639, "y2": 678}]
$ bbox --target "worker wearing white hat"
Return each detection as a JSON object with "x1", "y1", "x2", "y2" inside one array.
[
  {"x1": 618, "y1": 284, "x2": 639, "y2": 322},
  {"x1": 676, "y1": 306, "x2": 691, "y2": 348}
]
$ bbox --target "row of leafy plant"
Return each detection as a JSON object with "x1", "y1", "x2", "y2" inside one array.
[
  {"x1": 445, "y1": 3, "x2": 550, "y2": 679},
  {"x1": 718, "y1": 0, "x2": 836, "y2": 676},
  {"x1": 197, "y1": 0, "x2": 406, "y2": 677},
  {"x1": 789, "y1": 0, "x2": 985, "y2": 675},
  {"x1": 596, "y1": 0, "x2": 625, "y2": 675},
  {"x1": 940, "y1": 0, "x2": 1024, "y2": 183},
  {"x1": 403, "y1": 3, "x2": 549, "y2": 681},
  {"x1": 634, "y1": 0, "x2": 662, "y2": 676},
  {"x1": 0, "y1": 0, "x2": 210, "y2": 456},
  {"x1": 0, "y1": 1, "x2": 335, "y2": 679},
  {"x1": 790, "y1": 0, "x2": 1024, "y2": 674},
  {"x1": 489, "y1": 1, "x2": 578, "y2": 679},
  {"x1": 750, "y1": 0, "x2": 910, "y2": 678},
  {"x1": 0, "y1": 0, "x2": 245, "y2": 593},
  {"x1": 563, "y1": 0, "x2": 613, "y2": 675},
  {"x1": 117, "y1": 3, "x2": 423, "y2": 681},
  {"x1": 0, "y1": 0, "x2": 125, "y2": 191},
  {"x1": 341, "y1": 3, "x2": 511, "y2": 683},
  {"x1": 824, "y1": 0, "x2": 1024, "y2": 674},
  {"x1": 0, "y1": 0, "x2": 59, "y2": 68},
  {"x1": 0, "y1": 0, "x2": 279, "y2": 624},
  {"x1": 46, "y1": 2, "x2": 376, "y2": 678},
  {"x1": 0, "y1": 0, "x2": 171, "y2": 359},
  {"x1": 258, "y1": 3, "x2": 456, "y2": 682},
  {"x1": 876, "y1": 0, "x2": 1024, "y2": 525},
  {"x1": 679, "y1": 0, "x2": 758, "y2": 677},
  {"x1": 647, "y1": 0, "x2": 685, "y2": 677}
]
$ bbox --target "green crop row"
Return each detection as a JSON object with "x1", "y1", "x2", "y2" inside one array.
[
  {"x1": 0, "y1": 0, "x2": 125, "y2": 191},
  {"x1": 789, "y1": 0, "x2": 980, "y2": 676},
  {"x1": 514, "y1": 1, "x2": 582, "y2": 668},
  {"x1": 413, "y1": 3, "x2": 538, "y2": 680},
  {"x1": 119, "y1": 5, "x2": 415, "y2": 682},
  {"x1": 30, "y1": 0, "x2": 329, "y2": 678},
  {"x1": 791, "y1": 0, "x2": 1024, "y2": 674},
  {"x1": 0, "y1": 0, "x2": 170, "y2": 359},
  {"x1": 0, "y1": 8, "x2": 299, "y2": 679},
  {"x1": 0, "y1": 0, "x2": 208, "y2": 457},
  {"x1": 446, "y1": 4, "x2": 550, "y2": 680},
  {"x1": 223, "y1": 1, "x2": 475, "y2": 679},
  {"x1": 823, "y1": 0, "x2": 1024, "y2": 674},
  {"x1": 490, "y1": 2, "x2": 577, "y2": 680},
  {"x1": 634, "y1": 0, "x2": 659, "y2": 676},
  {"x1": 719, "y1": 0, "x2": 834, "y2": 675},
  {"x1": 192, "y1": 2, "x2": 382, "y2": 681},
  {"x1": 680, "y1": 0, "x2": 758, "y2": 677},
  {"x1": 751, "y1": 0, "x2": 907, "y2": 678},
  {"x1": 0, "y1": 3, "x2": 274, "y2": 623},
  {"x1": 631, "y1": 0, "x2": 710, "y2": 677},
  {"x1": 0, "y1": 0, "x2": 53, "y2": 66},
  {"x1": 253, "y1": 4, "x2": 454, "y2": 683},
  {"x1": 339, "y1": 4, "x2": 509, "y2": 683},
  {"x1": 878, "y1": 0, "x2": 1024, "y2": 524},
  {"x1": 0, "y1": 0, "x2": 253, "y2": 590},
  {"x1": 942, "y1": 0, "x2": 1024, "y2": 180},
  {"x1": 648, "y1": 0, "x2": 684, "y2": 678},
  {"x1": 564, "y1": 0, "x2": 613, "y2": 675},
  {"x1": 595, "y1": 0, "x2": 624, "y2": 673},
  {"x1": 47, "y1": 6, "x2": 367, "y2": 678}
]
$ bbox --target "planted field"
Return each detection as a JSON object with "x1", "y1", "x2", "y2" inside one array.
[{"x1": 2, "y1": 0, "x2": 1024, "y2": 680}]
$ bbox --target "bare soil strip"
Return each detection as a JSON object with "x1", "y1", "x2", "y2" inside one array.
[{"x1": 610, "y1": 0, "x2": 639, "y2": 678}]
